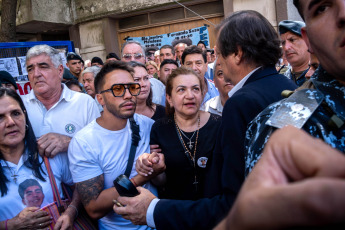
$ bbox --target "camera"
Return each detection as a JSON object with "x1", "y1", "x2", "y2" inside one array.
[{"x1": 113, "y1": 174, "x2": 139, "y2": 197}]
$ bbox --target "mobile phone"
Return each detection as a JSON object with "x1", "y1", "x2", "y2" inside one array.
[{"x1": 113, "y1": 174, "x2": 139, "y2": 197}]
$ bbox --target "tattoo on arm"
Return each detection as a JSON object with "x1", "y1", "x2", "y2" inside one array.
[{"x1": 76, "y1": 174, "x2": 104, "y2": 207}]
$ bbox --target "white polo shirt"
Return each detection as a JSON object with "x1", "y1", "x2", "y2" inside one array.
[{"x1": 21, "y1": 84, "x2": 101, "y2": 138}]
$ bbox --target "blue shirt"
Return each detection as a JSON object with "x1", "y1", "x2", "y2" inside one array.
[{"x1": 203, "y1": 79, "x2": 219, "y2": 104}]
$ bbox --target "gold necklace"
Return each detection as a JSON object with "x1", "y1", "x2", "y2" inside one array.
[{"x1": 174, "y1": 113, "x2": 200, "y2": 190}]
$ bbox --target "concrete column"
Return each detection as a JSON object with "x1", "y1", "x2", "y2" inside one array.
[
  {"x1": 79, "y1": 19, "x2": 107, "y2": 62},
  {"x1": 69, "y1": 25, "x2": 81, "y2": 50},
  {"x1": 223, "y1": 0, "x2": 234, "y2": 18},
  {"x1": 102, "y1": 18, "x2": 121, "y2": 58},
  {"x1": 233, "y1": 0, "x2": 277, "y2": 27}
]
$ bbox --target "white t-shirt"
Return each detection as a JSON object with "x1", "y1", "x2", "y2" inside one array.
[
  {"x1": 0, "y1": 153, "x2": 72, "y2": 221},
  {"x1": 21, "y1": 84, "x2": 101, "y2": 138},
  {"x1": 68, "y1": 114, "x2": 156, "y2": 230}
]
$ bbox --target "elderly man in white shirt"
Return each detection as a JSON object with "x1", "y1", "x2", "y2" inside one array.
[{"x1": 22, "y1": 45, "x2": 100, "y2": 157}]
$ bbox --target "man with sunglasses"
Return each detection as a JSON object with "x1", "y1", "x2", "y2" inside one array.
[
  {"x1": 121, "y1": 41, "x2": 146, "y2": 64},
  {"x1": 121, "y1": 41, "x2": 166, "y2": 106},
  {"x1": 68, "y1": 61, "x2": 161, "y2": 230}
]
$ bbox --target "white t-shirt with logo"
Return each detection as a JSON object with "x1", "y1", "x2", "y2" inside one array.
[
  {"x1": 68, "y1": 114, "x2": 156, "y2": 230},
  {"x1": 21, "y1": 84, "x2": 101, "y2": 139},
  {"x1": 0, "y1": 153, "x2": 72, "y2": 221}
]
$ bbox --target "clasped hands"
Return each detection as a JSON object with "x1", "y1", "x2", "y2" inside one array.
[{"x1": 113, "y1": 145, "x2": 166, "y2": 226}]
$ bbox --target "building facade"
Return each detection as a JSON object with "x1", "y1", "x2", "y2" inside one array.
[{"x1": 11, "y1": 0, "x2": 301, "y2": 61}]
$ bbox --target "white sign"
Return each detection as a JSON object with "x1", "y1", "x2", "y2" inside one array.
[
  {"x1": 0, "y1": 57, "x2": 19, "y2": 77},
  {"x1": 18, "y1": 56, "x2": 28, "y2": 75},
  {"x1": 128, "y1": 26, "x2": 210, "y2": 48}
]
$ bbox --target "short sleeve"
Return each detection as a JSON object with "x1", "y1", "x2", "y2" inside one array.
[{"x1": 68, "y1": 136, "x2": 103, "y2": 183}]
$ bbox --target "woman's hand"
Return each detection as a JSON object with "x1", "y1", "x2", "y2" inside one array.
[
  {"x1": 150, "y1": 144, "x2": 161, "y2": 154},
  {"x1": 136, "y1": 153, "x2": 154, "y2": 176},
  {"x1": 7, "y1": 207, "x2": 52, "y2": 230},
  {"x1": 136, "y1": 152, "x2": 166, "y2": 177}
]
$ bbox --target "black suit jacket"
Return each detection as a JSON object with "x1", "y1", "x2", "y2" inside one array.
[{"x1": 154, "y1": 66, "x2": 297, "y2": 230}]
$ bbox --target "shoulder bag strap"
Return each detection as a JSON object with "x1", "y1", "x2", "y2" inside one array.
[
  {"x1": 124, "y1": 117, "x2": 141, "y2": 177},
  {"x1": 43, "y1": 157, "x2": 65, "y2": 214}
]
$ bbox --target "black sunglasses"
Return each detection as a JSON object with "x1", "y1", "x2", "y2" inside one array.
[{"x1": 100, "y1": 83, "x2": 141, "y2": 97}]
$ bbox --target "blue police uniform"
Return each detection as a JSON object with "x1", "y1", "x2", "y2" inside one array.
[{"x1": 245, "y1": 65, "x2": 345, "y2": 176}]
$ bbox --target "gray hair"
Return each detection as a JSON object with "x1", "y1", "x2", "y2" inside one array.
[
  {"x1": 26, "y1": 45, "x2": 62, "y2": 68},
  {"x1": 121, "y1": 41, "x2": 146, "y2": 59},
  {"x1": 81, "y1": 66, "x2": 101, "y2": 78}
]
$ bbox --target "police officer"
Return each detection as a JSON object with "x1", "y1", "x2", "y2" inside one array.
[
  {"x1": 279, "y1": 20, "x2": 310, "y2": 86},
  {"x1": 245, "y1": 0, "x2": 345, "y2": 177}
]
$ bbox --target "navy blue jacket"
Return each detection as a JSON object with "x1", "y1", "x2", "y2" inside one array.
[{"x1": 154, "y1": 66, "x2": 297, "y2": 230}]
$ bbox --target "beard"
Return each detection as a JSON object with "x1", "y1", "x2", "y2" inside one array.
[{"x1": 104, "y1": 97, "x2": 137, "y2": 119}]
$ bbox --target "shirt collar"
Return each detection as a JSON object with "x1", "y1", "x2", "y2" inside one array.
[
  {"x1": 28, "y1": 83, "x2": 74, "y2": 103},
  {"x1": 209, "y1": 96, "x2": 223, "y2": 112},
  {"x1": 228, "y1": 66, "x2": 261, "y2": 98}
]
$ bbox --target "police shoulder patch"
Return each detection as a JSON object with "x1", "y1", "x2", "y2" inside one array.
[{"x1": 266, "y1": 89, "x2": 324, "y2": 129}]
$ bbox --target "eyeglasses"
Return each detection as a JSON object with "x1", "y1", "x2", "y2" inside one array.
[
  {"x1": 122, "y1": 53, "x2": 144, "y2": 60},
  {"x1": 100, "y1": 83, "x2": 141, "y2": 97}
]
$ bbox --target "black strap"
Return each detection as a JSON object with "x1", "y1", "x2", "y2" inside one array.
[{"x1": 124, "y1": 117, "x2": 141, "y2": 177}]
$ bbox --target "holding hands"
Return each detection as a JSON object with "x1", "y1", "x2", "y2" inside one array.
[{"x1": 136, "y1": 145, "x2": 166, "y2": 178}]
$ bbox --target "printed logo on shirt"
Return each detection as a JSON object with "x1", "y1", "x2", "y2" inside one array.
[{"x1": 65, "y1": 124, "x2": 76, "y2": 134}]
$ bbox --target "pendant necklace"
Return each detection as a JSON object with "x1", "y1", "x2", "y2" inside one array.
[
  {"x1": 175, "y1": 113, "x2": 200, "y2": 191},
  {"x1": 179, "y1": 129, "x2": 197, "y2": 150},
  {"x1": 4, "y1": 161, "x2": 19, "y2": 184}
]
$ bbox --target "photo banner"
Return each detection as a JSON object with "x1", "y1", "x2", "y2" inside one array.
[{"x1": 128, "y1": 26, "x2": 210, "y2": 49}]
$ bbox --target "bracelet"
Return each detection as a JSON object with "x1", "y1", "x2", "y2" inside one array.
[
  {"x1": 68, "y1": 205, "x2": 79, "y2": 218},
  {"x1": 5, "y1": 219, "x2": 8, "y2": 230},
  {"x1": 130, "y1": 178, "x2": 138, "y2": 187}
]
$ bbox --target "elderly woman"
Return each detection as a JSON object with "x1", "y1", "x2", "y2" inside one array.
[
  {"x1": 0, "y1": 88, "x2": 78, "y2": 230},
  {"x1": 201, "y1": 59, "x2": 234, "y2": 115},
  {"x1": 136, "y1": 67, "x2": 221, "y2": 200},
  {"x1": 128, "y1": 61, "x2": 165, "y2": 121}
]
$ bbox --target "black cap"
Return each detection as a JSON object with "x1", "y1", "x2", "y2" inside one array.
[
  {"x1": 0, "y1": 71, "x2": 18, "y2": 89},
  {"x1": 278, "y1": 20, "x2": 305, "y2": 36},
  {"x1": 66, "y1": 52, "x2": 83, "y2": 62},
  {"x1": 106, "y1": 52, "x2": 120, "y2": 60},
  {"x1": 91, "y1": 57, "x2": 104, "y2": 65}
]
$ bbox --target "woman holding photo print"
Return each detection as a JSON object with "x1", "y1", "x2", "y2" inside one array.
[{"x1": 0, "y1": 88, "x2": 78, "y2": 230}]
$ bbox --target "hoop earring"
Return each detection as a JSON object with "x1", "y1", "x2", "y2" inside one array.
[{"x1": 25, "y1": 124, "x2": 29, "y2": 130}]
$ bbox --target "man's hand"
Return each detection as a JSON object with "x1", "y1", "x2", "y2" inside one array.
[
  {"x1": 113, "y1": 187, "x2": 156, "y2": 225},
  {"x1": 37, "y1": 133, "x2": 71, "y2": 157},
  {"x1": 215, "y1": 126, "x2": 345, "y2": 230},
  {"x1": 54, "y1": 212, "x2": 73, "y2": 230},
  {"x1": 136, "y1": 152, "x2": 166, "y2": 177}
]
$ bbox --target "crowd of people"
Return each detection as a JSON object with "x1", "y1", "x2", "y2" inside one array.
[{"x1": 0, "y1": 0, "x2": 344, "y2": 229}]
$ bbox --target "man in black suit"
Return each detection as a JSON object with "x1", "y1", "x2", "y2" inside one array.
[{"x1": 114, "y1": 10, "x2": 297, "y2": 230}]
